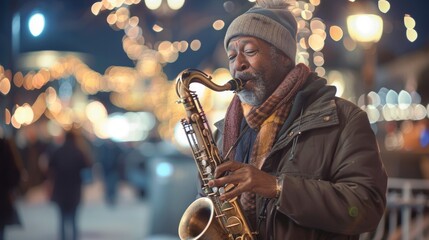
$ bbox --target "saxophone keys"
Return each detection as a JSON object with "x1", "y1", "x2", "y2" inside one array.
[
  {"x1": 224, "y1": 184, "x2": 235, "y2": 192},
  {"x1": 221, "y1": 201, "x2": 236, "y2": 213},
  {"x1": 202, "y1": 173, "x2": 213, "y2": 181},
  {"x1": 225, "y1": 216, "x2": 243, "y2": 235},
  {"x1": 203, "y1": 186, "x2": 212, "y2": 195}
]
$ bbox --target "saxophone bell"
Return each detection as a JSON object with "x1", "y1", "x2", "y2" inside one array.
[{"x1": 178, "y1": 197, "x2": 229, "y2": 240}]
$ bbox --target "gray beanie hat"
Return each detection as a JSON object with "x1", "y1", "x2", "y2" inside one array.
[{"x1": 224, "y1": 1, "x2": 297, "y2": 63}]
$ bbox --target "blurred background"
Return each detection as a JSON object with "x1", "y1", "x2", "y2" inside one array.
[{"x1": 1, "y1": 0, "x2": 429, "y2": 239}]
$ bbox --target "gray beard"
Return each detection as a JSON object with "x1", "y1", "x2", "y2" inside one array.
[
  {"x1": 236, "y1": 74, "x2": 266, "y2": 106},
  {"x1": 237, "y1": 90, "x2": 261, "y2": 106}
]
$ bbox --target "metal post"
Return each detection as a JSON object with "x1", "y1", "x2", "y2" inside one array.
[{"x1": 401, "y1": 181, "x2": 411, "y2": 240}]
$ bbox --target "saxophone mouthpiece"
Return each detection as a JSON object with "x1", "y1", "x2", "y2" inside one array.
[{"x1": 228, "y1": 78, "x2": 246, "y2": 92}]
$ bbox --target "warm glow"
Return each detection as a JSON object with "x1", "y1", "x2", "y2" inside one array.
[
  {"x1": 190, "y1": 39, "x2": 201, "y2": 51},
  {"x1": 116, "y1": 7, "x2": 130, "y2": 25},
  {"x1": 347, "y1": 14, "x2": 383, "y2": 43},
  {"x1": 309, "y1": 0, "x2": 320, "y2": 6},
  {"x1": 153, "y1": 24, "x2": 163, "y2": 32},
  {"x1": 31, "y1": 93, "x2": 47, "y2": 123},
  {"x1": 102, "y1": 0, "x2": 115, "y2": 10},
  {"x1": 329, "y1": 25, "x2": 343, "y2": 41},
  {"x1": 14, "y1": 104, "x2": 34, "y2": 125},
  {"x1": 213, "y1": 20, "x2": 225, "y2": 30},
  {"x1": 107, "y1": 13, "x2": 118, "y2": 25},
  {"x1": 5, "y1": 109, "x2": 11, "y2": 125},
  {"x1": 91, "y1": 2, "x2": 103, "y2": 15},
  {"x1": 378, "y1": 0, "x2": 390, "y2": 13},
  {"x1": 125, "y1": 26, "x2": 141, "y2": 39},
  {"x1": 13, "y1": 72, "x2": 24, "y2": 87},
  {"x1": 308, "y1": 34, "x2": 324, "y2": 51},
  {"x1": 86, "y1": 101, "x2": 108, "y2": 123},
  {"x1": 129, "y1": 16, "x2": 139, "y2": 27},
  {"x1": 145, "y1": 0, "x2": 162, "y2": 10},
  {"x1": 404, "y1": 14, "x2": 416, "y2": 29},
  {"x1": 178, "y1": 41, "x2": 189, "y2": 52},
  {"x1": 157, "y1": 41, "x2": 179, "y2": 63},
  {"x1": 301, "y1": 10, "x2": 313, "y2": 20},
  {"x1": 315, "y1": 67, "x2": 325, "y2": 77},
  {"x1": 327, "y1": 70, "x2": 345, "y2": 97},
  {"x1": 406, "y1": 29, "x2": 418, "y2": 42},
  {"x1": 137, "y1": 56, "x2": 161, "y2": 77},
  {"x1": 299, "y1": 38, "x2": 308, "y2": 49},
  {"x1": 212, "y1": 68, "x2": 232, "y2": 84},
  {"x1": 313, "y1": 55, "x2": 324, "y2": 67},
  {"x1": 167, "y1": 0, "x2": 185, "y2": 10},
  {"x1": 310, "y1": 19, "x2": 325, "y2": 32},
  {"x1": 0, "y1": 77, "x2": 11, "y2": 95},
  {"x1": 343, "y1": 36, "x2": 357, "y2": 51}
]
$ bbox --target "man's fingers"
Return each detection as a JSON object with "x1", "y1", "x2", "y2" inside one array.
[
  {"x1": 209, "y1": 173, "x2": 242, "y2": 187},
  {"x1": 219, "y1": 184, "x2": 244, "y2": 201},
  {"x1": 214, "y1": 160, "x2": 244, "y2": 178}
]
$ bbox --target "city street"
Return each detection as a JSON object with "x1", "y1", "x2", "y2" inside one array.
[{"x1": 4, "y1": 180, "x2": 175, "y2": 240}]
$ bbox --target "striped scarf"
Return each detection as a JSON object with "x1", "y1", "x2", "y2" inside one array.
[{"x1": 223, "y1": 63, "x2": 310, "y2": 168}]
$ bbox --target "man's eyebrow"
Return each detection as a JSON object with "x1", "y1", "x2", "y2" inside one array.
[{"x1": 227, "y1": 38, "x2": 253, "y2": 51}]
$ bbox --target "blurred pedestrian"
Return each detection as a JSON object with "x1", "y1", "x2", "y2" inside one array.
[
  {"x1": 48, "y1": 129, "x2": 92, "y2": 240},
  {"x1": 97, "y1": 139, "x2": 122, "y2": 206},
  {"x1": 0, "y1": 137, "x2": 22, "y2": 240}
]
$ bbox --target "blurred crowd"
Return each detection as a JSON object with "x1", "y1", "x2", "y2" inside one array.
[{"x1": 0, "y1": 126, "x2": 152, "y2": 240}]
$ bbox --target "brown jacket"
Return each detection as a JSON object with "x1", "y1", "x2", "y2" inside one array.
[{"x1": 214, "y1": 77, "x2": 388, "y2": 240}]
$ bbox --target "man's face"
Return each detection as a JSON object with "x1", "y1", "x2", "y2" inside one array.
[{"x1": 227, "y1": 36, "x2": 289, "y2": 106}]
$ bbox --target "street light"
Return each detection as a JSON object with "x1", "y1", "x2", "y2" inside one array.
[
  {"x1": 347, "y1": 13, "x2": 383, "y2": 106},
  {"x1": 347, "y1": 14, "x2": 383, "y2": 43},
  {"x1": 28, "y1": 12, "x2": 45, "y2": 37},
  {"x1": 11, "y1": 8, "x2": 47, "y2": 71}
]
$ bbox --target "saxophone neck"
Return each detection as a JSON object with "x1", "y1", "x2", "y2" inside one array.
[{"x1": 175, "y1": 69, "x2": 245, "y2": 98}]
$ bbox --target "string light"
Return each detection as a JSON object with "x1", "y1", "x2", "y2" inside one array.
[{"x1": 404, "y1": 14, "x2": 418, "y2": 42}]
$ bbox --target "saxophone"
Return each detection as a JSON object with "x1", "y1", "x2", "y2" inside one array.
[{"x1": 176, "y1": 69, "x2": 256, "y2": 240}]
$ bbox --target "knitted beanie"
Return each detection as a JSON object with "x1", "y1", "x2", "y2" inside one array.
[{"x1": 224, "y1": 1, "x2": 297, "y2": 63}]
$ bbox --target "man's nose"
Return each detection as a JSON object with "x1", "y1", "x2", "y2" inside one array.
[{"x1": 234, "y1": 54, "x2": 249, "y2": 72}]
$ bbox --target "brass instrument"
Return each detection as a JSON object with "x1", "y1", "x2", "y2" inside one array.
[{"x1": 176, "y1": 69, "x2": 255, "y2": 240}]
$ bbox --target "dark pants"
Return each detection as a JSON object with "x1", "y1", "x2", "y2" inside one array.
[
  {"x1": 0, "y1": 225, "x2": 4, "y2": 240},
  {"x1": 104, "y1": 172, "x2": 119, "y2": 205},
  {"x1": 59, "y1": 207, "x2": 78, "y2": 240}
]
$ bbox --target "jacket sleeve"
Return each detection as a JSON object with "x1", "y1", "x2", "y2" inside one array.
[{"x1": 275, "y1": 108, "x2": 388, "y2": 235}]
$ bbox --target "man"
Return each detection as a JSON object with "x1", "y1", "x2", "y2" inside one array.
[{"x1": 207, "y1": 0, "x2": 388, "y2": 239}]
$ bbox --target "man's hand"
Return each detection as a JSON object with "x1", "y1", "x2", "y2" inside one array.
[{"x1": 207, "y1": 160, "x2": 277, "y2": 201}]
